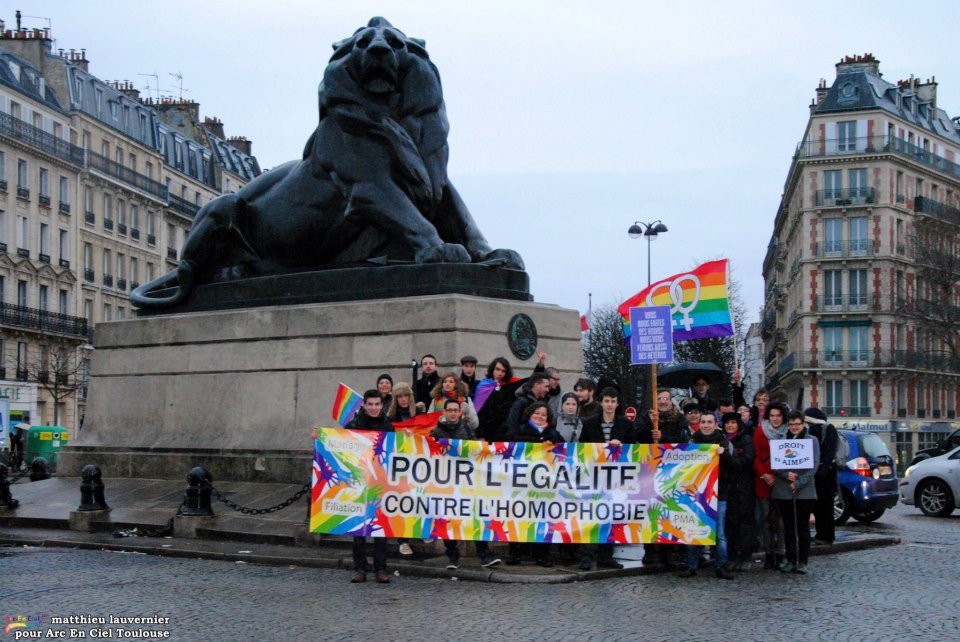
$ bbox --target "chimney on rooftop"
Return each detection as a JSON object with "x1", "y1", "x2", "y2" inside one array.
[
  {"x1": 227, "y1": 135, "x2": 253, "y2": 156},
  {"x1": 836, "y1": 53, "x2": 880, "y2": 77},
  {"x1": 917, "y1": 76, "x2": 938, "y2": 110},
  {"x1": 202, "y1": 116, "x2": 225, "y2": 139}
]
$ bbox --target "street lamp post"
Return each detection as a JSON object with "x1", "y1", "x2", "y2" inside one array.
[{"x1": 628, "y1": 220, "x2": 668, "y2": 440}]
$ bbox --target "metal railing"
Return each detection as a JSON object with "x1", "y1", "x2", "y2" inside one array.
[
  {"x1": 915, "y1": 196, "x2": 960, "y2": 225},
  {"x1": 814, "y1": 294, "x2": 871, "y2": 312},
  {"x1": 86, "y1": 151, "x2": 168, "y2": 200},
  {"x1": 797, "y1": 135, "x2": 960, "y2": 181},
  {"x1": 815, "y1": 187, "x2": 876, "y2": 207},
  {"x1": 824, "y1": 406, "x2": 871, "y2": 417},
  {"x1": 0, "y1": 302, "x2": 90, "y2": 338},
  {"x1": 779, "y1": 349, "x2": 960, "y2": 374},
  {"x1": 815, "y1": 239, "x2": 874, "y2": 258},
  {"x1": 0, "y1": 112, "x2": 85, "y2": 166},
  {"x1": 168, "y1": 194, "x2": 199, "y2": 218}
]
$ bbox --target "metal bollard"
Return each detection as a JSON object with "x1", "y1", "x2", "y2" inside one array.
[
  {"x1": 30, "y1": 457, "x2": 51, "y2": 482},
  {"x1": 77, "y1": 464, "x2": 109, "y2": 511},
  {"x1": 0, "y1": 464, "x2": 19, "y2": 509},
  {"x1": 180, "y1": 466, "x2": 214, "y2": 516}
]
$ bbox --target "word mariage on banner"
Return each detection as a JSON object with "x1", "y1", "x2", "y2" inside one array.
[
  {"x1": 618, "y1": 259, "x2": 734, "y2": 343},
  {"x1": 310, "y1": 427, "x2": 720, "y2": 545}
]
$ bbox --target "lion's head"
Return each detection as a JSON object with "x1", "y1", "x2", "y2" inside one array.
[{"x1": 329, "y1": 17, "x2": 429, "y2": 97}]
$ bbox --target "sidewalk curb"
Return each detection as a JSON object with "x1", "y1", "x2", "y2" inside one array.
[{"x1": 0, "y1": 531, "x2": 901, "y2": 583}]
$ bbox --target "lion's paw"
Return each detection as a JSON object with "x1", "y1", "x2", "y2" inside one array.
[
  {"x1": 415, "y1": 243, "x2": 472, "y2": 264},
  {"x1": 479, "y1": 248, "x2": 525, "y2": 270}
]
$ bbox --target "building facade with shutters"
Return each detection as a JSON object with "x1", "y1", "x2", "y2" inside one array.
[
  {"x1": 0, "y1": 23, "x2": 259, "y2": 434},
  {"x1": 763, "y1": 54, "x2": 960, "y2": 471}
]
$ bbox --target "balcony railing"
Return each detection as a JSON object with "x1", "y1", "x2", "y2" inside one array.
[
  {"x1": 815, "y1": 239, "x2": 874, "y2": 258},
  {"x1": 814, "y1": 294, "x2": 871, "y2": 312},
  {"x1": 84, "y1": 211, "x2": 95, "y2": 225},
  {"x1": 15, "y1": 368, "x2": 27, "y2": 381},
  {"x1": 59, "y1": 258, "x2": 70, "y2": 268},
  {"x1": 83, "y1": 268, "x2": 95, "y2": 283},
  {"x1": 16, "y1": 247, "x2": 29, "y2": 258},
  {"x1": 915, "y1": 196, "x2": 960, "y2": 225},
  {"x1": 117, "y1": 277, "x2": 127, "y2": 290},
  {"x1": 103, "y1": 274, "x2": 113, "y2": 288},
  {"x1": 103, "y1": 218, "x2": 114, "y2": 231},
  {"x1": 147, "y1": 233, "x2": 156, "y2": 246},
  {"x1": 815, "y1": 187, "x2": 876, "y2": 207},
  {"x1": 824, "y1": 406, "x2": 871, "y2": 418},
  {"x1": 86, "y1": 150, "x2": 168, "y2": 200},
  {"x1": 39, "y1": 194, "x2": 51, "y2": 207},
  {"x1": 779, "y1": 349, "x2": 960, "y2": 375},
  {"x1": 0, "y1": 111, "x2": 85, "y2": 166},
  {"x1": 38, "y1": 253, "x2": 50, "y2": 264},
  {"x1": 797, "y1": 135, "x2": 960, "y2": 182},
  {"x1": 131, "y1": 228, "x2": 140, "y2": 241},
  {"x1": 0, "y1": 302, "x2": 90, "y2": 338},
  {"x1": 118, "y1": 223, "x2": 128, "y2": 236},
  {"x1": 166, "y1": 247, "x2": 178, "y2": 260},
  {"x1": 16, "y1": 186, "x2": 29, "y2": 200},
  {"x1": 59, "y1": 201, "x2": 70, "y2": 215},
  {"x1": 168, "y1": 194, "x2": 200, "y2": 218}
]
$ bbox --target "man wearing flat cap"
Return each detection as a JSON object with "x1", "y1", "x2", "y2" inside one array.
[{"x1": 459, "y1": 355, "x2": 478, "y2": 399}]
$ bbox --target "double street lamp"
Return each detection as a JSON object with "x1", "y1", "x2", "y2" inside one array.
[{"x1": 627, "y1": 220, "x2": 668, "y2": 286}]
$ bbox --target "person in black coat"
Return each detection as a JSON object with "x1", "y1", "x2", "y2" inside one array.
[
  {"x1": 505, "y1": 402, "x2": 563, "y2": 567},
  {"x1": 578, "y1": 387, "x2": 635, "y2": 570},
  {"x1": 413, "y1": 354, "x2": 440, "y2": 408},
  {"x1": 804, "y1": 407, "x2": 839, "y2": 545},
  {"x1": 637, "y1": 389, "x2": 691, "y2": 444},
  {"x1": 720, "y1": 412, "x2": 755, "y2": 572},
  {"x1": 343, "y1": 390, "x2": 393, "y2": 583}
]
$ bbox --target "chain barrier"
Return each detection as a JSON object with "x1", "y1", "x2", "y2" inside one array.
[{"x1": 203, "y1": 480, "x2": 311, "y2": 515}]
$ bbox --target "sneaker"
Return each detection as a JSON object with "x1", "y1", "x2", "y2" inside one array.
[
  {"x1": 445, "y1": 559, "x2": 460, "y2": 570},
  {"x1": 795, "y1": 563, "x2": 808, "y2": 575},
  {"x1": 398, "y1": 543, "x2": 414, "y2": 556},
  {"x1": 597, "y1": 559, "x2": 625, "y2": 569},
  {"x1": 480, "y1": 555, "x2": 502, "y2": 568},
  {"x1": 779, "y1": 561, "x2": 797, "y2": 573},
  {"x1": 375, "y1": 572, "x2": 390, "y2": 584},
  {"x1": 677, "y1": 567, "x2": 697, "y2": 578},
  {"x1": 350, "y1": 572, "x2": 366, "y2": 583}
]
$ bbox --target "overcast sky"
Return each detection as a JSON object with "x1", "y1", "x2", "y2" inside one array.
[{"x1": 20, "y1": 0, "x2": 960, "y2": 326}]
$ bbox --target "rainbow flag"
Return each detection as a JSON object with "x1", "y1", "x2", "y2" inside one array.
[
  {"x1": 392, "y1": 411, "x2": 443, "y2": 437},
  {"x1": 332, "y1": 383, "x2": 363, "y2": 427},
  {"x1": 618, "y1": 259, "x2": 734, "y2": 342}
]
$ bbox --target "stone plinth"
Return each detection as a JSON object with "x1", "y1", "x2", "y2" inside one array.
[{"x1": 59, "y1": 294, "x2": 583, "y2": 482}]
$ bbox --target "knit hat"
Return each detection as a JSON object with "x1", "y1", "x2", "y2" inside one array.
[
  {"x1": 720, "y1": 411, "x2": 741, "y2": 428},
  {"x1": 803, "y1": 407, "x2": 828, "y2": 425},
  {"x1": 376, "y1": 373, "x2": 393, "y2": 385},
  {"x1": 681, "y1": 401, "x2": 701, "y2": 413}
]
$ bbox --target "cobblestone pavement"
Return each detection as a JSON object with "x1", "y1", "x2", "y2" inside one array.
[{"x1": 1, "y1": 504, "x2": 956, "y2": 642}]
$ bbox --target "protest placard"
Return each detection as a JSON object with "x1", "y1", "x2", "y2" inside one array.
[{"x1": 770, "y1": 439, "x2": 816, "y2": 470}]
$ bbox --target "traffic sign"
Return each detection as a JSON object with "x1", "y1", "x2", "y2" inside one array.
[{"x1": 625, "y1": 407, "x2": 637, "y2": 422}]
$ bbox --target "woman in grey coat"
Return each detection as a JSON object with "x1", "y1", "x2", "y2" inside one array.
[{"x1": 772, "y1": 410, "x2": 820, "y2": 575}]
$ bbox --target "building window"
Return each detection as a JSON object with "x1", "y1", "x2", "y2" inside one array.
[
  {"x1": 59, "y1": 289, "x2": 68, "y2": 314},
  {"x1": 83, "y1": 299, "x2": 92, "y2": 321},
  {"x1": 837, "y1": 120, "x2": 857, "y2": 152},
  {"x1": 16, "y1": 216, "x2": 28, "y2": 251},
  {"x1": 849, "y1": 217, "x2": 868, "y2": 254},
  {"x1": 848, "y1": 168, "x2": 867, "y2": 199},
  {"x1": 130, "y1": 205, "x2": 139, "y2": 233},
  {"x1": 39, "y1": 223, "x2": 49, "y2": 258},
  {"x1": 917, "y1": 381, "x2": 926, "y2": 416},
  {"x1": 59, "y1": 229, "x2": 69, "y2": 263},
  {"x1": 824, "y1": 270, "x2": 842, "y2": 308},
  {"x1": 147, "y1": 262, "x2": 155, "y2": 282},
  {"x1": 59, "y1": 176, "x2": 69, "y2": 206},
  {"x1": 39, "y1": 168, "x2": 49, "y2": 199},
  {"x1": 849, "y1": 269, "x2": 867, "y2": 307},
  {"x1": 825, "y1": 380, "x2": 843, "y2": 414},
  {"x1": 17, "y1": 159, "x2": 28, "y2": 189},
  {"x1": 38, "y1": 284, "x2": 48, "y2": 311},
  {"x1": 95, "y1": 88, "x2": 103, "y2": 117},
  {"x1": 16, "y1": 342, "x2": 26, "y2": 377},
  {"x1": 17, "y1": 280, "x2": 27, "y2": 307},
  {"x1": 0, "y1": 150, "x2": 5, "y2": 184},
  {"x1": 83, "y1": 243, "x2": 93, "y2": 271},
  {"x1": 118, "y1": 199, "x2": 126, "y2": 226},
  {"x1": 103, "y1": 249, "x2": 112, "y2": 276},
  {"x1": 824, "y1": 327, "x2": 843, "y2": 364},
  {"x1": 823, "y1": 170, "x2": 841, "y2": 200},
  {"x1": 0, "y1": 210, "x2": 6, "y2": 244},
  {"x1": 849, "y1": 326, "x2": 868, "y2": 364},
  {"x1": 130, "y1": 258, "x2": 139, "y2": 284},
  {"x1": 824, "y1": 218, "x2": 842, "y2": 254},
  {"x1": 850, "y1": 380, "x2": 869, "y2": 415},
  {"x1": 103, "y1": 194, "x2": 112, "y2": 221},
  {"x1": 103, "y1": 303, "x2": 112, "y2": 321},
  {"x1": 117, "y1": 253, "x2": 125, "y2": 280},
  {"x1": 167, "y1": 223, "x2": 177, "y2": 250}
]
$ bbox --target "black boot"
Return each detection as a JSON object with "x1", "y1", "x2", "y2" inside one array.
[{"x1": 763, "y1": 553, "x2": 775, "y2": 570}]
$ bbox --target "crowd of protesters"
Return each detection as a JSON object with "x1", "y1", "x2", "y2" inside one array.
[{"x1": 338, "y1": 354, "x2": 840, "y2": 585}]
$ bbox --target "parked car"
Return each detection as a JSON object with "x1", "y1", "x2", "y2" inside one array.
[
  {"x1": 909, "y1": 429, "x2": 960, "y2": 466},
  {"x1": 899, "y1": 445, "x2": 960, "y2": 517},
  {"x1": 833, "y1": 430, "x2": 899, "y2": 525}
]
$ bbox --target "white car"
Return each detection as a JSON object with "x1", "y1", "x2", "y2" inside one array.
[{"x1": 899, "y1": 445, "x2": 960, "y2": 517}]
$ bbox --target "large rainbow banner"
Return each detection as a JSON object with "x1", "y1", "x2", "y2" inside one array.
[
  {"x1": 618, "y1": 258, "x2": 734, "y2": 342},
  {"x1": 310, "y1": 427, "x2": 718, "y2": 545}
]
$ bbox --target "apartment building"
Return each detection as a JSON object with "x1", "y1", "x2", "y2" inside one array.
[
  {"x1": 763, "y1": 54, "x2": 960, "y2": 470},
  {"x1": 0, "y1": 24, "x2": 259, "y2": 432}
]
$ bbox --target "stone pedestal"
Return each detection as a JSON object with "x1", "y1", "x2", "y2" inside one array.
[{"x1": 59, "y1": 294, "x2": 583, "y2": 483}]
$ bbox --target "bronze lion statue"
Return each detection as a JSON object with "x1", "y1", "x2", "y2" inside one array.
[{"x1": 132, "y1": 17, "x2": 524, "y2": 309}]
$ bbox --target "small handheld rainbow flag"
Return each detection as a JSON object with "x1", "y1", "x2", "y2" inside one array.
[
  {"x1": 332, "y1": 383, "x2": 363, "y2": 427},
  {"x1": 618, "y1": 259, "x2": 734, "y2": 343},
  {"x1": 392, "y1": 411, "x2": 443, "y2": 437}
]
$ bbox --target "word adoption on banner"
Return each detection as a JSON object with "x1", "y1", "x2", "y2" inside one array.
[
  {"x1": 769, "y1": 439, "x2": 816, "y2": 470},
  {"x1": 310, "y1": 427, "x2": 719, "y2": 545}
]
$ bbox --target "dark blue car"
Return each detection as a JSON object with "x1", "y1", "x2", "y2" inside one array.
[{"x1": 833, "y1": 430, "x2": 899, "y2": 524}]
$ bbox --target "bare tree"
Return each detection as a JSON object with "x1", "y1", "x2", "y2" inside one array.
[
  {"x1": 582, "y1": 305, "x2": 645, "y2": 409},
  {"x1": 25, "y1": 341, "x2": 86, "y2": 427}
]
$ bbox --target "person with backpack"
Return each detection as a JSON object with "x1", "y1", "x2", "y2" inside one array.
[{"x1": 804, "y1": 407, "x2": 840, "y2": 545}]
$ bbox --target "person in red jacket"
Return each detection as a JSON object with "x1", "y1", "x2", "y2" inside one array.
[{"x1": 754, "y1": 401, "x2": 788, "y2": 570}]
